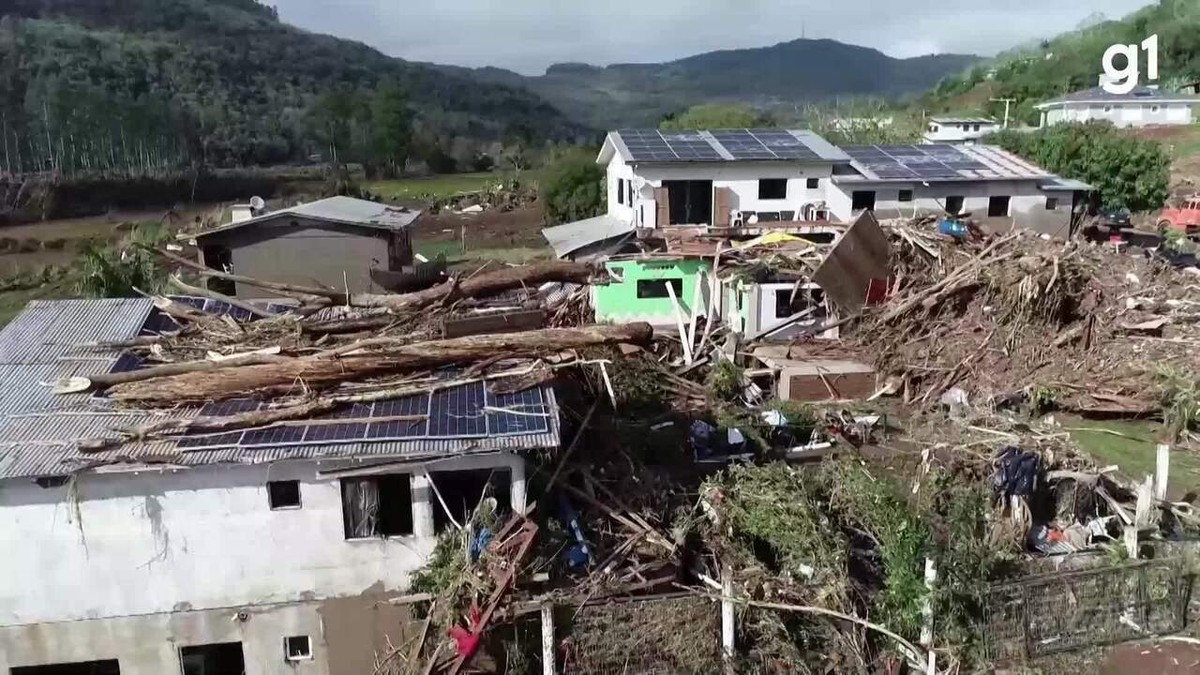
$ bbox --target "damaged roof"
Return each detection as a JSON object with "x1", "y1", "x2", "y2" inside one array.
[
  {"x1": 542, "y1": 214, "x2": 636, "y2": 259},
  {"x1": 190, "y1": 196, "x2": 421, "y2": 239},
  {"x1": 0, "y1": 299, "x2": 559, "y2": 481}
]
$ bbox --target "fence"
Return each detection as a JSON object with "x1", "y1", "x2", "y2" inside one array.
[{"x1": 982, "y1": 559, "x2": 1193, "y2": 662}]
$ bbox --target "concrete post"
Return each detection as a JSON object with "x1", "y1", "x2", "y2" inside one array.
[
  {"x1": 1155, "y1": 443, "x2": 1170, "y2": 502},
  {"x1": 508, "y1": 454, "x2": 528, "y2": 513},
  {"x1": 721, "y1": 566, "x2": 735, "y2": 670},
  {"x1": 541, "y1": 603, "x2": 555, "y2": 675},
  {"x1": 410, "y1": 473, "x2": 435, "y2": 538}
]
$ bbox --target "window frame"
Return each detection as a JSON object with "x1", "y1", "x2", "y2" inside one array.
[
  {"x1": 851, "y1": 190, "x2": 876, "y2": 211},
  {"x1": 1045, "y1": 197, "x2": 1059, "y2": 211},
  {"x1": 898, "y1": 189, "x2": 914, "y2": 203},
  {"x1": 758, "y1": 178, "x2": 788, "y2": 200},
  {"x1": 341, "y1": 473, "x2": 415, "y2": 540},
  {"x1": 284, "y1": 636, "x2": 313, "y2": 661},
  {"x1": 636, "y1": 278, "x2": 684, "y2": 299},
  {"x1": 617, "y1": 178, "x2": 625, "y2": 205},
  {"x1": 806, "y1": 177, "x2": 820, "y2": 189},
  {"x1": 267, "y1": 480, "x2": 301, "y2": 510},
  {"x1": 988, "y1": 195, "x2": 1011, "y2": 218},
  {"x1": 944, "y1": 195, "x2": 965, "y2": 215}
]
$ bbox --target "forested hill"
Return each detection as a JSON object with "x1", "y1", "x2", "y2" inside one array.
[
  {"x1": 922, "y1": 0, "x2": 1200, "y2": 125},
  {"x1": 454, "y1": 40, "x2": 980, "y2": 129},
  {"x1": 0, "y1": 0, "x2": 586, "y2": 173}
]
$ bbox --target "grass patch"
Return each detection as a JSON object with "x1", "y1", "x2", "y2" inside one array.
[
  {"x1": 415, "y1": 241, "x2": 553, "y2": 268},
  {"x1": 366, "y1": 170, "x2": 544, "y2": 202},
  {"x1": 1061, "y1": 415, "x2": 1200, "y2": 499}
]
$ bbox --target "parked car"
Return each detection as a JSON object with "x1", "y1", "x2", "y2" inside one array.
[
  {"x1": 1156, "y1": 196, "x2": 1200, "y2": 235},
  {"x1": 1100, "y1": 207, "x2": 1132, "y2": 229}
]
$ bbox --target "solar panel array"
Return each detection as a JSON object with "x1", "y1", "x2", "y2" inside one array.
[
  {"x1": 618, "y1": 129, "x2": 820, "y2": 162},
  {"x1": 842, "y1": 144, "x2": 989, "y2": 180},
  {"x1": 175, "y1": 381, "x2": 552, "y2": 450}
]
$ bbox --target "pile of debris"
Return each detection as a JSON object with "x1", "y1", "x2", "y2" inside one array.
[{"x1": 424, "y1": 178, "x2": 538, "y2": 215}]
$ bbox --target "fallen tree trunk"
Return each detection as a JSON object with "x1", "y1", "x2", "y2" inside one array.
[
  {"x1": 349, "y1": 260, "x2": 598, "y2": 310},
  {"x1": 85, "y1": 353, "x2": 294, "y2": 390},
  {"x1": 109, "y1": 322, "x2": 654, "y2": 405}
]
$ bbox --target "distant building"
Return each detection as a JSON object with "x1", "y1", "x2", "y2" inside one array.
[
  {"x1": 922, "y1": 116, "x2": 1001, "y2": 145},
  {"x1": 0, "y1": 298, "x2": 557, "y2": 674},
  {"x1": 188, "y1": 196, "x2": 421, "y2": 298},
  {"x1": 1035, "y1": 83, "x2": 1200, "y2": 128}
]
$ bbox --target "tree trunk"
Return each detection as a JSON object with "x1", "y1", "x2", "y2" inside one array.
[
  {"x1": 108, "y1": 323, "x2": 654, "y2": 405},
  {"x1": 350, "y1": 260, "x2": 598, "y2": 310}
]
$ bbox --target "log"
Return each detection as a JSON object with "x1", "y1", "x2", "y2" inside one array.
[
  {"x1": 109, "y1": 323, "x2": 654, "y2": 405},
  {"x1": 84, "y1": 352, "x2": 294, "y2": 390},
  {"x1": 167, "y1": 274, "x2": 278, "y2": 320},
  {"x1": 349, "y1": 260, "x2": 597, "y2": 311}
]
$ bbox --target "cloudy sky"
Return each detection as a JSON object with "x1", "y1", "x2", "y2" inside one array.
[{"x1": 272, "y1": 0, "x2": 1153, "y2": 75}]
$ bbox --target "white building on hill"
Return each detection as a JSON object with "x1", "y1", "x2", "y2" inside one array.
[
  {"x1": 1035, "y1": 84, "x2": 1200, "y2": 128},
  {"x1": 922, "y1": 116, "x2": 1001, "y2": 145}
]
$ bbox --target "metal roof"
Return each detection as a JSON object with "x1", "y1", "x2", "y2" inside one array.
[
  {"x1": 1039, "y1": 177, "x2": 1094, "y2": 192},
  {"x1": 929, "y1": 117, "x2": 998, "y2": 125},
  {"x1": 602, "y1": 128, "x2": 851, "y2": 165},
  {"x1": 835, "y1": 144, "x2": 1054, "y2": 184},
  {"x1": 0, "y1": 299, "x2": 560, "y2": 482},
  {"x1": 542, "y1": 214, "x2": 636, "y2": 258},
  {"x1": 1036, "y1": 86, "x2": 1200, "y2": 108},
  {"x1": 190, "y1": 196, "x2": 421, "y2": 239}
]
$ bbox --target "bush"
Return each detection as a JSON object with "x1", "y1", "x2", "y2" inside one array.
[
  {"x1": 991, "y1": 121, "x2": 1170, "y2": 212},
  {"x1": 540, "y1": 149, "x2": 604, "y2": 225}
]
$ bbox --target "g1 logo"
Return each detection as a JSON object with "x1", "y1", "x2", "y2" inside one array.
[{"x1": 1101, "y1": 34, "x2": 1159, "y2": 95}]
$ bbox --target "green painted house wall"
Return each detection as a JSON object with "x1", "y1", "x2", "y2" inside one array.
[{"x1": 594, "y1": 258, "x2": 713, "y2": 326}]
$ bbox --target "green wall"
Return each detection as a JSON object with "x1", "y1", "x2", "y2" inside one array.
[{"x1": 594, "y1": 258, "x2": 713, "y2": 325}]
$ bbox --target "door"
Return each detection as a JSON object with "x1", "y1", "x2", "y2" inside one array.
[
  {"x1": 988, "y1": 196, "x2": 1011, "y2": 217},
  {"x1": 662, "y1": 180, "x2": 713, "y2": 225}
]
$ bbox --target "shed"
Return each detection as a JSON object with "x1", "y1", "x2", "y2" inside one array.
[{"x1": 187, "y1": 196, "x2": 421, "y2": 298}]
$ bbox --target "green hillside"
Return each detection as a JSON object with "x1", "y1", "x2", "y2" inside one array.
[
  {"x1": 453, "y1": 39, "x2": 980, "y2": 129},
  {"x1": 921, "y1": 0, "x2": 1200, "y2": 125},
  {"x1": 0, "y1": 0, "x2": 586, "y2": 173}
]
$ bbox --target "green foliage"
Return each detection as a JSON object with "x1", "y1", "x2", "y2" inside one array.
[
  {"x1": 801, "y1": 102, "x2": 923, "y2": 146},
  {"x1": 539, "y1": 148, "x2": 603, "y2": 225},
  {"x1": 75, "y1": 223, "x2": 169, "y2": 298},
  {"x1": 708, "y1": 359, "x2": 745, "y2": 402},
  {"x1": 660, "y1": 104, "x2": 770, "y2": 130},
  {"x1": 1154, "y1": 365, "x2": 1200, "y2": 440},
  {"x1": 1030, "y1": 385, "x2": 1058, "y2": 415},
  {"x1": 992, "y1": 122, "x2": 1170, "y2": 211},
  {"x1": 410, "y1": 528, "x2": 466, "y2": 598}
]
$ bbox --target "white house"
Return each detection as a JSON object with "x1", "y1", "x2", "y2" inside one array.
[
  {"x1": 922, "y1": 117, "x2": 1001, "y2": 145},
  {"x1": 1035, "y1": 84, "x2": 1200, "y2": 128},
  {"x1": 0, "y1": 299, "x2": 558, "y2": 675}
]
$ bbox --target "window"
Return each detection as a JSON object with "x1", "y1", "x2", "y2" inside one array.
[
  {"x1": 617, "y1": 178, "x2": 625, "y2": 205},
  {"x1": 898, "y1": 189, "x2": 914, "y2": 203},
  {"x1": 267, "y1": 480, "x2": 301, "y2": 509},
  {"x1": 988, "y1": 195, "x2": 1011, "y2": 217},
  {"x1": 774, "y1": 287, "x2": 826, "y2": 319},
  {"x1": 429, "y1": 469, "x2": 512, "y2": 533},
  {"x1": 1103, "y1": 105, "x2": 1113, "y2": 113},
  {"x1": 637, "y1": 278, "x2": 684, "y2": 299},
  {"x1": 180, "y1": 643, "x2": 245, "y2": 675},
  {"x1": 201, "y1": 245, "x2": 237, "y2": 297},
  {"x1": 759, "y1": 179, "x2": 788, "y2": 200},
  {"x1": 851, "y1": 191, "x2": 876, "y2": 211},
  {"x1": 1151, "y1": 105, "x2": 1161, "y2": 113},
  {"x1": 973, "y1": 124, "x2": 981, "y2": 132},
  {"x1": 627, "y1": 179, "x2": 633, "y2": 205},
  {"x1": 1045, "y1": 197, "x2": 1059, "y2": 210},
  {"x1": 945, "y1": 195, "x2": 965, "y2": 215},
  {"x1": 13, "y1": 661, "x2": 121, "y2": 675},
  {"x1": 806, "y1": 177, "x2": 820, "y2": 189},
  {"x1": 342, "y1": 474, "x2": 413, "y2": 539},
  {"x1": 285, "y1": 636, "x2": 313, "y2": 661}
]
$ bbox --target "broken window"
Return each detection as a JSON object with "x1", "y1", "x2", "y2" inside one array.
[
  {"x1": 180, "y1": 643, "x2": 245, "y2": 675},
  {"x1": 342, "y1": 474, "x2": 413, "y2": 539},
  {"x1": 285, "y1": 636, "x2": 313, "y2": 661},
  {"x1": 758, "y1": 179, "x2": 788, "y2": 200},
  {"x1": 267, "y1": 480, "x2": 301, "y2": 509},
  {"x1": 945, "y1": 195, "x2": 965, "y2": 215},
  {"x1": 201, "y1": 245, "x2": 237, "y2": 296},
  {"x1": 12, "y1": 661, "x2": 121, "y2": 675},
  {"x1": 636, "y1": 278, "x2": 684, "y2": 299},
  {"x1": 851, "y1": 191, "x2": 876, "y2": 211},
  {"x1": 429, "y1": 469, "x2": 512, "y2": 533},
  {"x1": 988, "y1": 195, "x2": 1011, "y2": 217},
  {"x1": 898, "y1": 189, "x2": 914, "y2": 203},
  {"x1": 775, "y1": 287, "x2": 826, "y2": 319}
]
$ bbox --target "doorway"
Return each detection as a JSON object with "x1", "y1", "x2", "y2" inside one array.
[
  {"x1": 988, "y1": 195, "x2": 1011, "y2": 217},
  {"x1": 12, "y1": 661, "x2": 120, "y2": 675},
  {"x1": 663, "y1": 180, "x2": 713, "y2": 225},
  {"x1": 180, "y1": 642, "x2": 245, "y2": 675}
]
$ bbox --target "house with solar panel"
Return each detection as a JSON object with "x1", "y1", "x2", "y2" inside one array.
[
  {"x1": 185, "y1": 196, "x2": 421, "y2": 299},
  {"x1": 1035, "y1": 84, "x2": 1200, "y2": 128},
  {"x1": 0, "y1": 298, "x2": 558, "y2": 674}
]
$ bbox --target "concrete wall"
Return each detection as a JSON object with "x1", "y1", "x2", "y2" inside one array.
[
  {"x1": 197, "y1": 216, "x2": 399, "y2": 298},
  {"x1": 606, "y1": 154, "x2": 638, "y2": 225},
  {"x1": 828, "y1": 179, "x2": 1073, "y2": 236},
  {"x1": 923, "y1": 122, "x2": 1001, "y2": 144},
  {"x1": 605, "y1": 160, "x2": 837, "y2": 228},
  {"x1": 1044, "y1": 102, "x2": 1195, "y2": 128},
  {"x1": 0, "y1": 453, "x2": 526, "y2": 672},
  {"x1": 593, "y1": 259, "x2": 712, "y2": 328}
]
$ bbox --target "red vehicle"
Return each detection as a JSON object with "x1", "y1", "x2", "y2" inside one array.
[{"x1": 1157, "y1": 196, "x2": 1200, "y2": 235}]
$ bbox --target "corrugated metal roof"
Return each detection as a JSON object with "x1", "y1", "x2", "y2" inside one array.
[
  {"x1": 0, "y1": 299, "x2": 560, "y2": 481},
  {"x1": 930, "y1": 117, "x2": 998, "y2": 125},
  {"x1": 191, "y1": 196, "x2": 421, "y2": 239},
  {"x1": 542, "y1": 215, "x2": 636, "y2": 258},
  {"x1": 1037, "y1": 86, "x2": 1200, "y2": 108}
]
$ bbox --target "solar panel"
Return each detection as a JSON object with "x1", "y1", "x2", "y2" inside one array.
[
  {"x1": 304, "y1": 403, "x2": 373, "y2": 443},
  {"x1": 367, "y1": 396, "x2": 429, "y2": 439},
  {"x1": 198, "y1": 398, "x2": 263, "y2": 417},
  {"x1": 619, "y1": 129, "x2": 677, "y2": 162},
  {"x1": 428, "y1": 383, "x2": 487, "y2": 437},
  {"x1": 176, "y1": 431, "x2": 246, "y2": 450},
  {"x1": 711, "y1": 130, "x2": 776, "y2": 160},
  {"x1": 242, "y1": 425, "x2": 306, "y2": 447},
  {"x1": 750, "y1": 131, "x2": 818, "y2": 160},
  {"x1": 486, "y1": 386, "x2": 551, "y2": 435}
]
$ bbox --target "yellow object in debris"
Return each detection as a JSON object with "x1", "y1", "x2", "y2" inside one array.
[{"x1": 735, "y1": 232, "x2": 805, "y2": 249}]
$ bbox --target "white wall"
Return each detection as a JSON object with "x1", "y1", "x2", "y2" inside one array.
[
  {"x1": 829, "y1": 180, "x2": 1051, "y2": 221},
  {"x1": 606, "y1": 159, "x2": 837, "y2": 227},
  {"x1": 0, "y1": 453, "x2": 527, "y2": 628},
  {"x1": 1043, "y1": 102, "x2": 1195, "y2": 128},
  {"x1": 606, "y1": 154, "x2": 636, "y2": 224},
  {"x1": 923, "y1": 122, "x2": 1001, "y2": 144}
]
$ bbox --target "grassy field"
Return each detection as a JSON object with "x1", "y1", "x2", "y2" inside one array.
[
  {"x1": 365, "y1": 170, "x2": 545, "y2": 202},
  {"x1": 1062, "y1": 416, "x2": 1199, "y2": 499}
]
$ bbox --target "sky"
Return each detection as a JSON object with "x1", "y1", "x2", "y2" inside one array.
[{"x1": 271, "y1": 0, "x2": 1154, "y2": 75}]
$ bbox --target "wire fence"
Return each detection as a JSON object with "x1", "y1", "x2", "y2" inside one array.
[{"x1": 982, "y1": 558, "x2": 1193, "y2": 662}]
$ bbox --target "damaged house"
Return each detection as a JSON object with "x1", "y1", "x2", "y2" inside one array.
[{"x1": 0, "y1": 298, "x2": 558, "y2": 675}]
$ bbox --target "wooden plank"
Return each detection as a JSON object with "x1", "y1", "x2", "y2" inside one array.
[
  {"x1": 442, "y1": 309, "x2": 545, "y2": 338},
  {"x1": 714, "y1": 187, "x2": 733, "y2": 227},
  {"x1": 812, "y1": 210, "x2": 892, "y2": 313},
  {"x1": 654, "y1": 187, "x2": 670, "y2": 227}
]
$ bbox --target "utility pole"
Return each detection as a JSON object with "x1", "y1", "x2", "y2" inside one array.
[{"x1": 990, "y1": 97, "x2": 1017, "y2": 128}]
